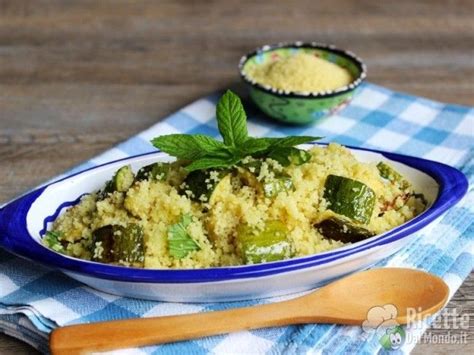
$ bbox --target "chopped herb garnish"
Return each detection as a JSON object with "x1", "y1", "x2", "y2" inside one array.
[
  {"x1": 43, "y1": 231, "x2": 65, "y2": 253},
  {"x1": 151, "y1": 90, "x2": 321, "y2": 172},
  {"x1": 167, "y1": 214, "x2": 200, "y2": 259}
]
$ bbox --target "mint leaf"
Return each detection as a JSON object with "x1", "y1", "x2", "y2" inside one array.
[
  {"x1": 185, "y1": 156, "x2": 240, "y2": 172},
  {"x1": 168, "y1": 214, "x2": 200, "y2": 259},
  {"x1": 239, "y1": 137, "x2": 274, "y2": 156},
  {"x1": 216, "y1": 90, "x2": 248, "y2": 147},
  {"x1": 261, "y1": 136, "x2": 321, "y2": 149},
  {"x1": 151, "y1": 134, "x2": 227, "y2": 160}
]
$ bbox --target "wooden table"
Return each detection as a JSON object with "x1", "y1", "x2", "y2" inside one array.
[{"x1": 0, "y1": 1, "x2": 472, "y2": 353}]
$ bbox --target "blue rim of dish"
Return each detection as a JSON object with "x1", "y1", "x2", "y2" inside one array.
[
  {"x1": 238, "y1": 41, "x2": 367, "y2": 99},
  {"x1": 0, "y1": 144, "x2": 468, "y2": 283}
]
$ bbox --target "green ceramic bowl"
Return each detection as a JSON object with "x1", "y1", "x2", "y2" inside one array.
[{"x1": 239, "y1": 42, "x2": 366, "y2": 125}]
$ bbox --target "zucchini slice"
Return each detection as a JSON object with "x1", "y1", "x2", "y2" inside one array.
[
  {"x1": 315, "y1": 215, "x2": 375, "y2": 243},
  {"x1": 91, "y1": 224, "x2": 144, "y2": 266},
  {"x1": 113, "y1": 165, "x2": 135, "y2": 192},
  {"x1": 237, "y1": 164, "x2": 294, "y2": 198},
  {"x1": 267, "y1": 147, "x2": 311, "y2": 166},
  {"x1": 263, "y1": 173, "x2": 294, "y2": 198},
  {"x1": 237, "y1": 221, "x2": 292, "y2": 264},
  {"x1": 182, "y1": 169, "x2": 229, "y2": 202},
  {"x1": 135, "y1": 162, "x2": 171, "y2": 182},
  {"x1": 377, "y1": 162, "x2": 411, "y2": 190},
  {"x1": 99, "y1": 165, "x2": 135, "y2": 198},
  {"x1": 323, "y1": 174, "x2": 376, "y2": 224}
]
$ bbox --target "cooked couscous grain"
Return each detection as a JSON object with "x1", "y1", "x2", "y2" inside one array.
[{"x1": 48, "y1": 144, "x2": 426, "y2": 269}]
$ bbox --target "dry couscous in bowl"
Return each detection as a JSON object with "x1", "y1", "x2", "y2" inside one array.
[{"x1": 239, "y1": 42, "x2": 366, "y2": 124}]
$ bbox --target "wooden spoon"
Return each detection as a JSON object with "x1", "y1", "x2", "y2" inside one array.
[{"x1": 49, "y1": 268, "x2": 449, "y2": 354}]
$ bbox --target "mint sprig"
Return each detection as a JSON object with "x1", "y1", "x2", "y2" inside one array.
[
  {"x1": 151, "y1": 90, "x2": 321, "y2": 172},
  {"x1": 184, "y1": 156, "x2": 242, "y2": 172},
  {"x1": 150, "y1": 134, "x2": 229, "y2": 161},
  {"x1": 216, "y1": 90, "x2": 248, "y2": 147}
]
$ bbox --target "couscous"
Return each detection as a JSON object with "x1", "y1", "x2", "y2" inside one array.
[
  {"x1": 243, "y1": 51, "x2": 353, "y2": 93},
  {"x1": 43, "y1": 91, "x2": 426, "y2": 269}
]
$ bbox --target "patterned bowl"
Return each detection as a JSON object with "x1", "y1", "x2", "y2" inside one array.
[{"x1": 239, "y1": 42, "x2": 367, "y2": 125}]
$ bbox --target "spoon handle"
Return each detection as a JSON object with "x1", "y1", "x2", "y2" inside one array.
[{"x1": 50, "y1": 299, "x2": 304, "y2": 354}]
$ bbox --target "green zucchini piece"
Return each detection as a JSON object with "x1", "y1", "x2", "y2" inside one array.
[
  {"x1": 91, "y1": 225, "x2": 114, "y2": 262},
  {"x1": 98, "y1": 180, "x2": 114, "y2": 199},
  {"x1": 377, "y1": 162, "x2": 411, "y2": 190},
  {"x1": 289, "y1": 148, "x2": 311, "y2": 165},
  {"x1": 237, "y1": 221, "x2": 292, "y2": 264},
  {"x1": 91, "y1": 224, "x2": 144, "y2": 266},
  {"x1": 238, "y1": 159, "x2": 294, "y2": 198},
  {"x1": 323, "y1": 174, "x2": 376, "y2": 224},
  {"x1": 316, "y1": 216, "x2": 375, "y2": 243},
  {"x1": 99, "y1": 165, "x2": 135, "y2": 198},
  {"x1": 113, "y1": 165, "x2": 135, "y2": 192},
  {"x1": 135, "y1": 162, "x2": 171, "y2": 182},
  {"x1": 268, "y1": 147, "x2": 311, "y2": 166},
  {"x1": 167, "y1": 214, "x2": 200, "y2": 259},
  {"x1": 182, "y1": 169, "x2": 229, "y2": 202},
  {"x1": 263, "y1": 173, "x2": 294, "y2": 198},
  {"x1": 116, "y1": 224, "x2": 144, "y2": 264},
  {"x1": 237, "y1": 167, "x2": 293, "y2": 198}
]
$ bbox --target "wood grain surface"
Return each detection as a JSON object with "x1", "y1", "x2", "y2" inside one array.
[{"x1": 0, "y1": 0, "x2": 472, "y2": 353}]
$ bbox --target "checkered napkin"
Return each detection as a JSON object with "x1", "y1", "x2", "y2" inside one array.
[{"x1": 1, "y1": 83, "x2": 473, "y2": 354}]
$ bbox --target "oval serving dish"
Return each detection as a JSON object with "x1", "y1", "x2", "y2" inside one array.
[{"x1": 0, "y1": 144, "x2": 467, "y2": 302}]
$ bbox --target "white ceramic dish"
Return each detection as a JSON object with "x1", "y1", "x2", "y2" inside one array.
[{"x1": 0, "y1": 144, "x2": 467, "y2": 302}]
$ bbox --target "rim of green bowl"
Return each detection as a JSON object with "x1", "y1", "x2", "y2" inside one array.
[{"x1": 238, "y1": 41, "x2": 367, "y2": 99}]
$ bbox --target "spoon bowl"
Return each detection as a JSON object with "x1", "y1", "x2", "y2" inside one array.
[
  {"x1": 50, "y1": 268, "x2": 449, "y2": 354},
  {"x1": 299, "y1": 267, "x2": 449, "y2": 325}
]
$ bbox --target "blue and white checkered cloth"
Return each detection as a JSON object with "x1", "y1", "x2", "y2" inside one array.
[{"x1": 1, "y1": 83, "x2": 473, "y2": 354}]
